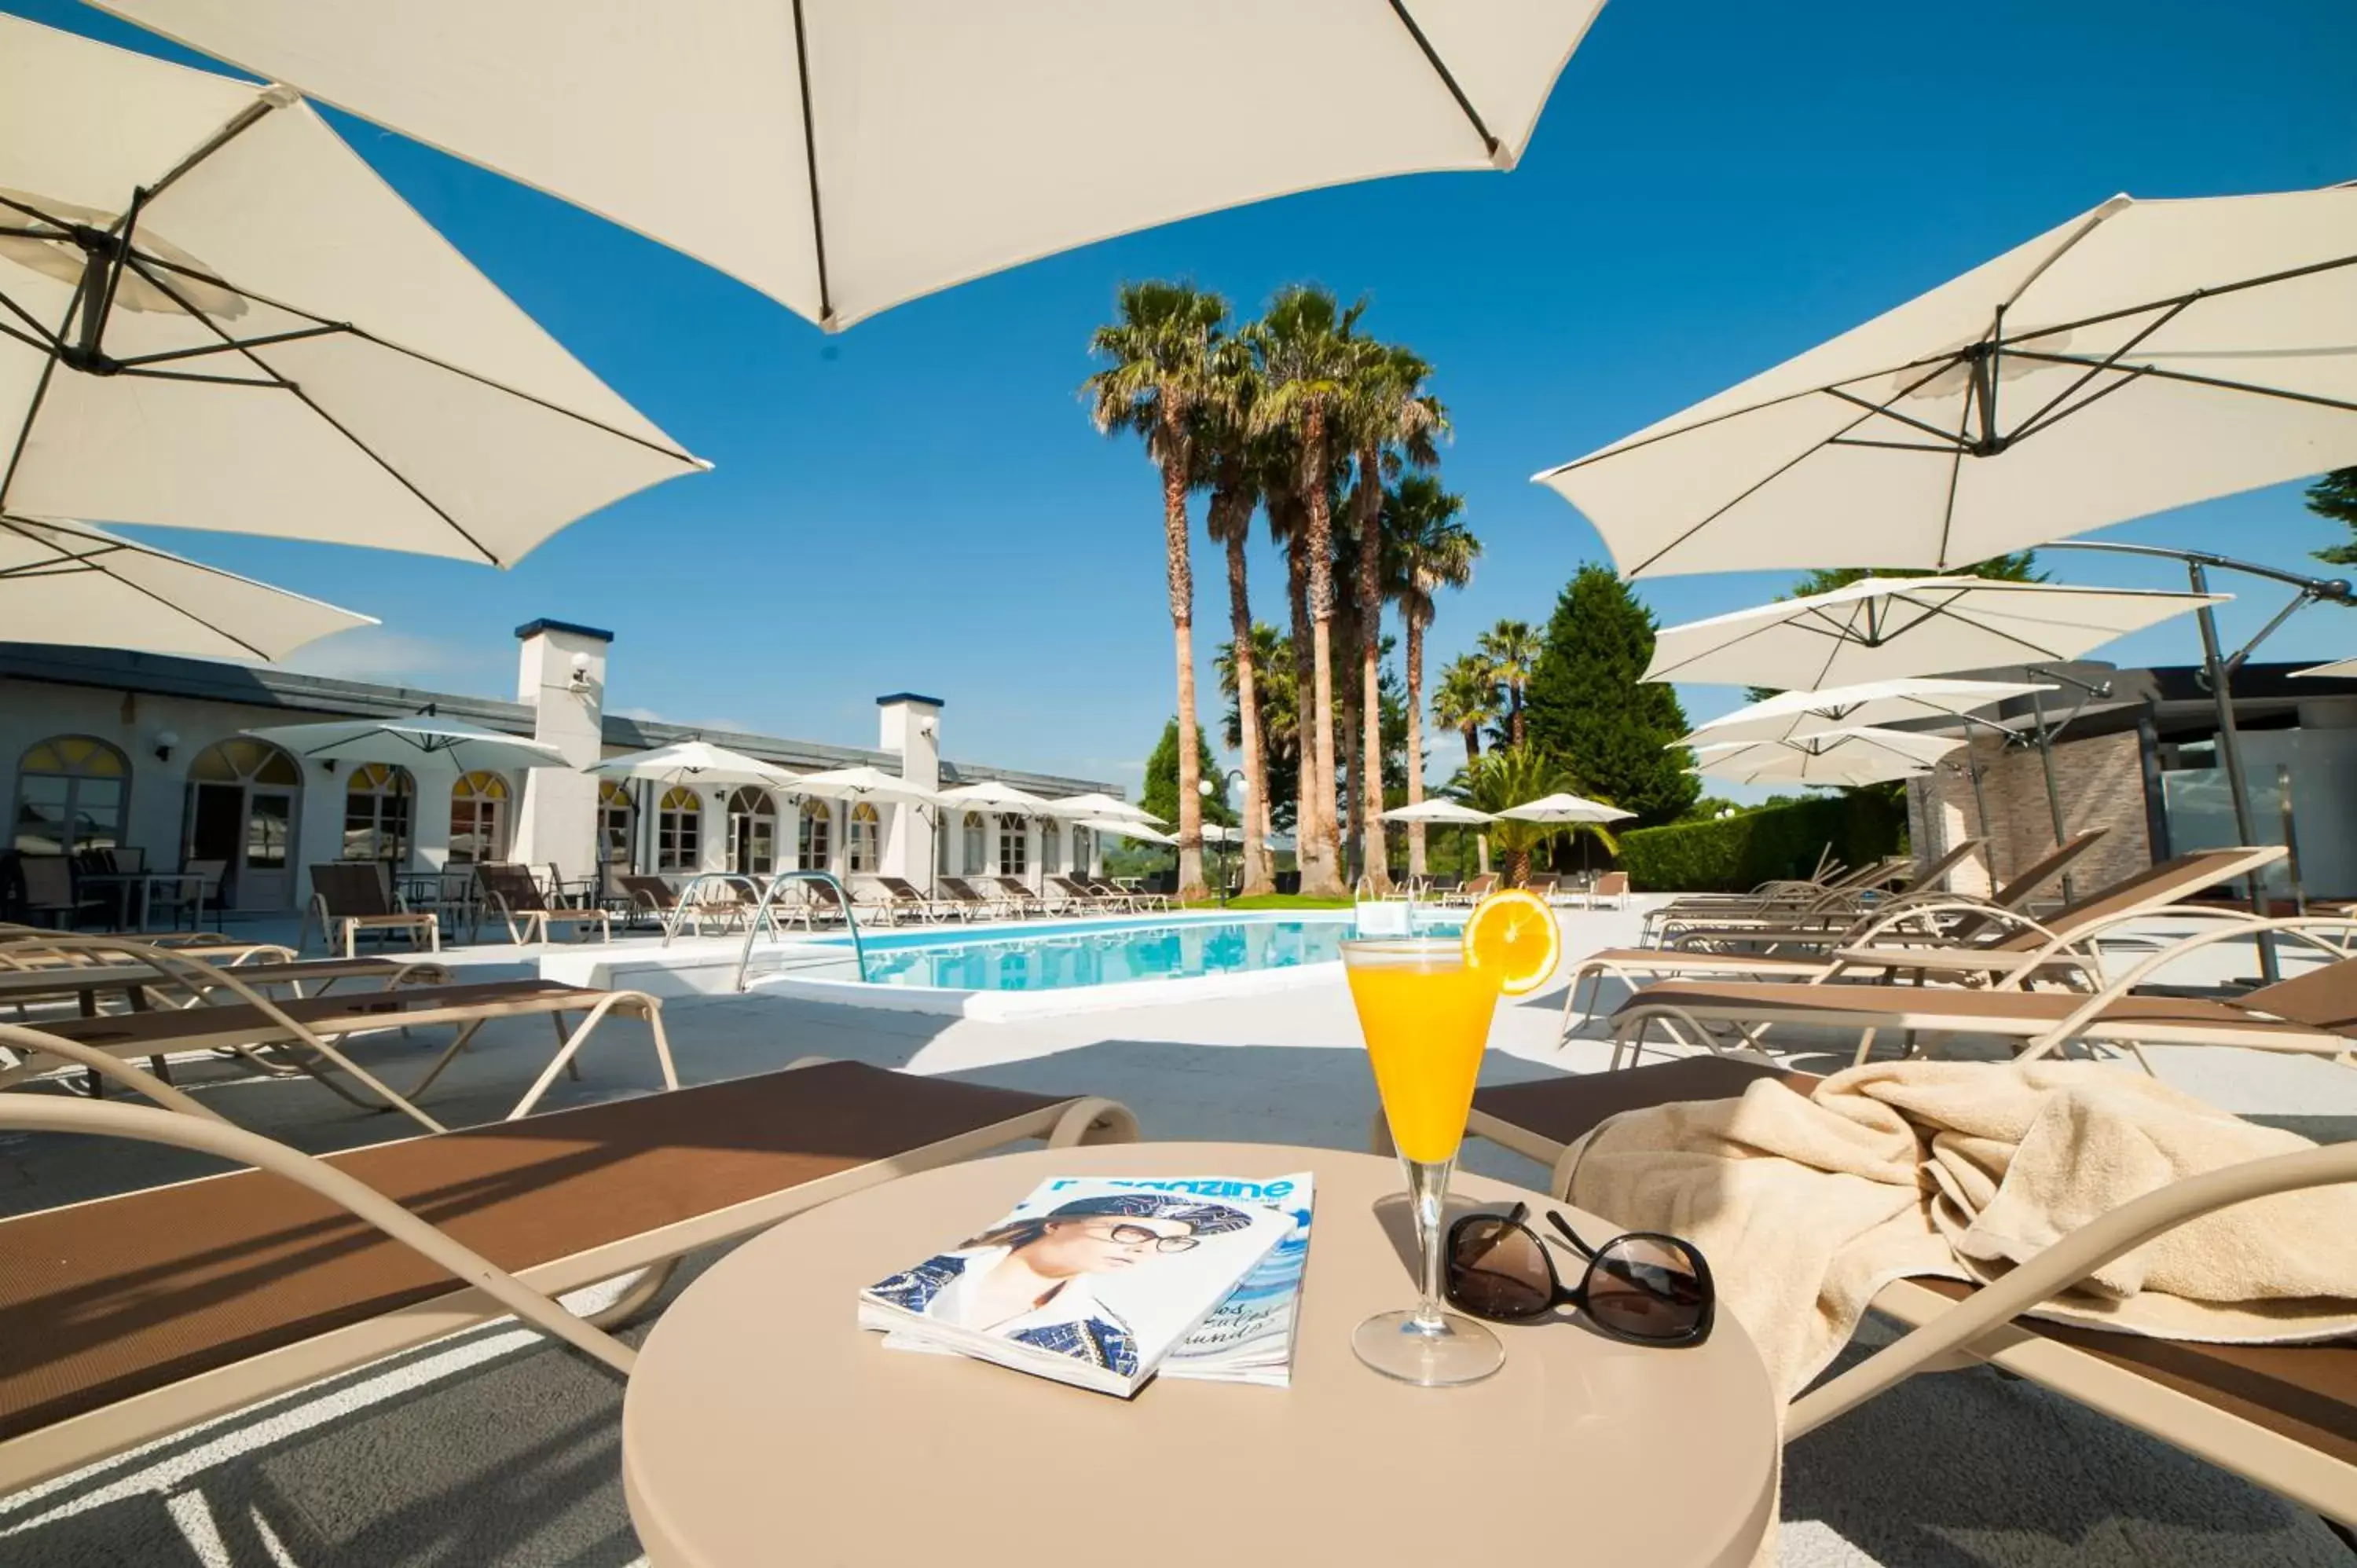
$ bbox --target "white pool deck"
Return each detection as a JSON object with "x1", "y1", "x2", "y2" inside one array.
[{"x1": 4, "y1": 899, "x2": 2355, "y2": 1566}]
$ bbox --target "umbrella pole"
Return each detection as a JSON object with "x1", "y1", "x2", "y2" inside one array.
[
  {"x1": 2025, "y1": 690, "x2": 2076, "y2": 905},
  {"x1": 2190, "y1": 563, "x2": 2279, "y2": 982}
]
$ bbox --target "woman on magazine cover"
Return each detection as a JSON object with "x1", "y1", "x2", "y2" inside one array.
[{"x1": 868, "y1": 1193, "x2": 1252, "y2": 1377}]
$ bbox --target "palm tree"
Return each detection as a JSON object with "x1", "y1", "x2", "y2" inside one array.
[
  {"x1": 1385, "y1": 474, "x2": 1477, "y2": 880},
  {"x1": 1200, "y1": 339, "x2": 1272, "y2": 893},
  {"x1": 1455, "y1": 748, "x2": 1616, "y2": 888},
  {"x1": 1218, "y1": 623, "x2": 1295, "y2": 855},
  {"x1": 1341, "y1": 340, "x2": 1444, "y2": 893},
  {"x1": 1433, "y1": 652, "x2": 1501, "y2": 769},
  {"x1": 1085, "y1": 280, "x2": 1226, "y2": 900},
  {"x1": 1247, "y1": 285, "x2": 1362, "y2": 899},
  {"x1": 1479, "y1": 619, "x2": 1541, "y2": 749}
]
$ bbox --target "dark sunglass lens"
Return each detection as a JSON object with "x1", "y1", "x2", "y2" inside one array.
[
  {"x1": 1447, "y1": 1218, "x2": 1552, "y2": 1320},
  {"x1": 1586, "y1": 1237, "x2": 1708, "y2": 1341}
]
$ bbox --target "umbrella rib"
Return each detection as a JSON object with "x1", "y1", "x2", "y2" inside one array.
[
  {"x1": 0, "y1": 515, "x2": 276, "y2": 658},
  {"x1": 2000, "y1": 364, "x2": 2152, "y2": 447},
  {"x1": 122, "y1": 256, "x2": 504, "y2": 564},
  {"x1": 1383, "y1": 0, "x2": 1501, "y2": 160},
  {"x1": 1995, "y1": 251, "x2": 2357, "y2": 349},
  {"x1": 1997, "y1": 350, "x2": 2357, "y2": 418},
  {"x1": 1822, "y1": 387, "x2": 1967, "y2": 446},
  {"x1": 1933, "y1": 367, "x2": 1975, "y2": 567},
  {"x1": 109, "y1": 324, "x2": 352, "y2": 368},
  {"x1": 788, "y1": 0, "x2": 834, "y2": 330},
  {"x1": 1626, "y1": 357, "x2": 1967, "y2": 577}
]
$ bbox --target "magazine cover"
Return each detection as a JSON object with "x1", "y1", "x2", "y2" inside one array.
[
  {"x1": 1159, "y1": 1173, "x2": 1313, "y2": 1386},
  {"x1": 858, "y1": 1176, "x2": 1294, "y2": 1398}
]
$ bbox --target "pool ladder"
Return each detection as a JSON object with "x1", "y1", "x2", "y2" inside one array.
[{"x1": 662, "y1": 870, "x2": 871, "y2": 992}]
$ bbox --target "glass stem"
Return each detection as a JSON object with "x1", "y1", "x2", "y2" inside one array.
[{"x1": 1403, "y1": 1154, "x2": 1456, "y2": 1334}]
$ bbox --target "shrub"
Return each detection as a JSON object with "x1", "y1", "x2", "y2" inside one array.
[{"x1": 1618, "y1": 793, "x2": 1907, "y2": 892}]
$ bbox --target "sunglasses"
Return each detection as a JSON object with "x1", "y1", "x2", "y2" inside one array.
[
  {"x1": 1078, "y1": 1222, "x2": 1198, "y2": 1254},
  {"x1": 1444, "y1": 1202, "x2": 1714, "y2": 1346}
]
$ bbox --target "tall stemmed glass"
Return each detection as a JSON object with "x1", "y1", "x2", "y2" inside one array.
[{"x1": 1340, "y1": 936, "x2": 1505, "y2": 1386}]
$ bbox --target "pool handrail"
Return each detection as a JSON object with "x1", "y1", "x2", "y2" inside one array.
[{"x1": 732, "y1": 870, "x2": 869, "y2": 992}]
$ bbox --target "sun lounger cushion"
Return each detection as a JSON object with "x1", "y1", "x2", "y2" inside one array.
[
  {"x1": 27, "y1": 979, "x2": 592, "y2": 1053},
  {"x1": 0, "y1": 1062, "x2": 1075, "y2": 1442},
  {"x1": 1615, "y1": 980, "x2": 2357, "y2": 1042}
]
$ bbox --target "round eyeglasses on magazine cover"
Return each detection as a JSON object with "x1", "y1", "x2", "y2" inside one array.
[{"x1": 1445, "y1": 1202, "x2": 1714, "y2": 1346}]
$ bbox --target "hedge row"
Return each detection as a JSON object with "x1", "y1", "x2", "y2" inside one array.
[{"x1": 1618, "y1": 793, "x2": 1908, "y2": 893}]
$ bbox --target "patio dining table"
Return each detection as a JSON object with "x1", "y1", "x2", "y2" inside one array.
[
  {"x1": 622, "y1": 1141, "x2": 1778, "y2": 1568},
  {"x1": 74, "y1": 871, "x2": 209, "y2": 933}
]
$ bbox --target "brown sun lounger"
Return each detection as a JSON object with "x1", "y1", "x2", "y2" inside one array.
[
  {"x1": 0, "y1": 1055, "x2": 1139, "y2": 1497},
  {"x1": 1443, "y1": 1056, "x2": 2357, "y2": 1530},
  {"x1": 1651, "y1": 842, "x2": 1984, "y2": 946},
  {"x1": 0, "y1": 947, "x2": 671, "y2": 1130},
  {"x1": 1607, "y1": 915, "x2": 2357, "y2": 1072},
  {"x1": 302, "y1": 863, "x2": 442, "y2": 958},
  {"x1": 472, "y1": 863, "x2": 612, "y2": 946},
  {"x1": 1639, "y1": 854, "x2": 1912, "y2": 941}
]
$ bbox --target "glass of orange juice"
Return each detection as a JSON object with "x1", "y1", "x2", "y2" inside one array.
[{"x1": 1341, "y1": 936, "x2": 1505, "y2": 1385}]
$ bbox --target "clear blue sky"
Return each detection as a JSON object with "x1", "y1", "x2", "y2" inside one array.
[{"x1": 16, "y1": 0, "x2": 2357, "y2": 799}]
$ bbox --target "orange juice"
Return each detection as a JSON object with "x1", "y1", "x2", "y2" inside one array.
[{"x1": 1346, "y1": 962, "x2": 1501, "y2": 1162}]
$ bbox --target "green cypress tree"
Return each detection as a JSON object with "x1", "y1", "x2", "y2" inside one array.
[
  {"x1": 2308, "y1": 468, "x2": 2357, "y2": 566},
  {"x1": 1524, "y1": 566, "x2": 1699, "y2": 826},
  {"x1": 1141, "y1": 718, "x2": 1236, "y2": 829}
]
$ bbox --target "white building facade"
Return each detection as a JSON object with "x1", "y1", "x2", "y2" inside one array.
[{"x1": 1, "y1": 621, "x2": 1113, "y2": 914}]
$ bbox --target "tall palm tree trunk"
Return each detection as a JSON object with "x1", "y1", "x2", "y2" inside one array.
[
  {"x1": 1285, "y1": 522, "x2": 1319, "y2": 886},
  {"x1": 1405, "y1": 611, "x2": 1428, "y2": 879},
  {"x1": 1509, "y1": 687, "x2": 1526, "y2": 749},
  {"x1": 1354, "y1": 459, "x2": 1390, "y2": 892},
  {"x1": 1341, "y1": 685, "x2": 1362, "y2": 885},
  {"x1": 1157, "y1": 438, "x2": 1206, "y2": 901},
  {"x1": 1221, "y1": 522, "x2": 1274, "y2": 895},
  {"x1": 1298, "y1": 412, "x2": 1343, "y2": 898}
]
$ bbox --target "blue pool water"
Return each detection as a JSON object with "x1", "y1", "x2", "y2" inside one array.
[{"x1": 816, "y1": 915, "x2": 1459, "y2": 992}]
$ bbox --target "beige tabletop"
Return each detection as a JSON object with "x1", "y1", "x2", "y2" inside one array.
[{"x1": 622, "y1": 1142, "x2": 1779, "y2": 1568}]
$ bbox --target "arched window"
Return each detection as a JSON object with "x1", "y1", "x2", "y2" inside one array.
[
  {"x1": 847, "y1": 801, "x2": 880, "y2": 872},
  {"x1": 728, "y1": 786, "x2": 777, "y2": 874},
  {"x1": 599, "y1": 779, "x2": 635, "y2": 868},
  {"x1": 1039, "y1": 819, "x2": 1061, "y2": 875},
  {"x1": 13, "y1": 735, "x2": 129, "y2": 855},
  {"x1": 961, "y1": 811, "x2": 985, "y2": 874},
  {"x1": 656, "y1": 786, "x2": 701, "y2": 872},
  {"x1": 448, "y1": 771, "x2": 511, "y2": 864},
  {"x1": 797, "y1": 798, "x2": 832, "y2": 870},
  {"x1": 997, "y1": 812, "x2": 1028, "y2": 876},
  {"x1": 341, "y1": 762, "x2": 413, "y2": 863}
]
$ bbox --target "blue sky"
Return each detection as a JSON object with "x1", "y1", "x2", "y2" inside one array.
[{"x1": 14, "y1": 0, "x2": 2357, "y2": 798}]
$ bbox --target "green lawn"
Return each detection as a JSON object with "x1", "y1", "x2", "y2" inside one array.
[{"x1": 1190, "y1": 892, "x2": 1358, "y2": 910}]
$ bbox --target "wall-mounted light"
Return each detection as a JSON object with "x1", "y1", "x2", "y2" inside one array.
[
  {"x1": 918, "y1": 716, "x2": 937, "y2": 738},
  {"x1": 568, "y1": 650, "x2": 595, "y2": 694},
  {"x1": 152, "y1": 729, "x2": 179, "y2": 763}
]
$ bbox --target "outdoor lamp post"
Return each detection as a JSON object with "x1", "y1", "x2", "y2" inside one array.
[{"x1": 1199, "y1": 770, "x2": 1248, "y2": 907}]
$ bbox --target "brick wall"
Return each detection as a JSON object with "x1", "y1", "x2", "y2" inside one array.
[{"x1": 1908, "y1": 730, "x2": 2152, "y2": 900}]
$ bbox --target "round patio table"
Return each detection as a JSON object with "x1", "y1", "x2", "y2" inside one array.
[{"x1": 622, "y1": 1142, "x2": 1779, "y2": 1568}]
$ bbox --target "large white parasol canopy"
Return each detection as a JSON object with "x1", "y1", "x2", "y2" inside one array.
[
  {"x1": 243, "y1": 715, "x2": 569, "y2": 772},
  {"x1": 0, "y1": 511, "x2": 372, "y2": 660},
  {"x1": 1646, "y1": 577, "x2": 2225, "y2": 691},
  {"x1": 937, "y1": 779, "x2": 1052, "y2": 814},
  {"x1": 2292, "y1": 658, "x2": 2357, "y2": 680},
  {"x1": 94, "y1": 0, "x2": 1603, "y2": 332},
  {"x1": 1497, "y1": 792, "x2": 1635, "y2": 824},
  {"x1": 1534, "y1": 184, "x2": 2357, "y2": 578},
  {"x1": 1680, "y1": 676, "x2": 2056, "y2": 747},
  {"x1": 1381, "y1": 798, "x2": 1497, "y2": 825},
  {"x1": 790, "y1": 764, "x2": 943, "y2": 805},
  {"x1": 1692, "y1": 727, "x2": 1963, "y2": 787},
  {"x1": 586, "y1": 742, "x2": 799, "y2": 790},
  {"x1": 0, "y1": 17, "x2": 705, "y2": 566},
  {"x1": 1039, "y1": 791, "x2": 1167, "y2": 826}
]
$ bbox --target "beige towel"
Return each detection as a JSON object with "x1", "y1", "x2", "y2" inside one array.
[{"x1": 1562, "y1": 1059, "x2": 2357, "y2": 1408}]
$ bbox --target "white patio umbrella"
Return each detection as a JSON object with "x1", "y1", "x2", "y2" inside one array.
[
  {"x1": 2293, "y1": 658, "x2": 2357, "y2": 680},
  {"x1": 1078, "y1": 818, "x2": 1175, "y2": 847},
  {"x1": 1040, "y1": 791, "x2": 1167, "y2": 826},
  {"x1": 1497, "y1": 792, "x2": 1636, "y2": 825},
  {"x1": 585, "y1": 742, "x2": 798, "y2": 790},
  {"x1": 1646, "y1": 577, "x2": 2225, "y2": 690},
  {"x1": 1680, "y1": 676, "x2": 2056, "y2": 746},
  {"x1": 1692, "y1": 727, "x2": 1963, "y2": 787},
  {"x1": 787, "y1": 764, "x2": 940, "y2": 805},
  {"x1": 98, "y1": 1, "x2": 1605, "y2": 332},
  {"x1": 1381, "y1": 799, "x2": 1497, "y2": 825},
  {"x1": 937, "y1": 779, "x2": 1051, "y2": 813},
  {"x1": 1534, "y1": 183, "x2": 2357, "y2": 578},
  {"x1": 0, "y1": 19, "x2": 704, "y2": 566},
  {"x1": 0, "y1": 512, "x2": 373, "y2": 660},
  {"x1": 243, "y1": 715, "x2": 569, "y2": 771}
]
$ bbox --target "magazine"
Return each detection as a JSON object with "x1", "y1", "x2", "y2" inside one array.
[
  {"x1": 1157, "y1": 1173, "x2": 1313, "y2": 1387},
  {"x1": 858, "y1": 1174, "x2": 1296, "y2": 1398}
]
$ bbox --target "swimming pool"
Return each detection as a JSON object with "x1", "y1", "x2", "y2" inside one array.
[{"x1": 816, "y1": 913, "x2": 1461, "y2": 993}]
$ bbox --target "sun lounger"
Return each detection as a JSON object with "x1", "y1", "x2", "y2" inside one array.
[
  {"x1": 0, "y1": 1054, "x2": 1138, "y2": 1496},
  {"x1": 933, "y1": 877, "x2": 1005, "y2": 921},
  {"x1": 0, "y1": 940, "x2": 672, "y2": 1130},
  {"x1": 302, "y1": 863, "x2": 442, "y2": 958},
  {"x1": 1560, "y1": 831, "x2": 2131, "y2": 1036},
  {"x1": 1441, "y1": 873, "x2": 1499, "y2": 908},
  {"x1": 1638, "y1": 853, "x2": 1915, "y2": 943},
  {"x1": 1444, "y1": 1056, "x2": 2357, "y2": 1532},
  {"x1": 1651, "y1": 842, "x2": 1984, "y2": 946},
  {"x1": 870, "y1": 876, "x2": 958, "y2": 923},
  {"x1": 1091, "y1": 877, "x2": 1170, "y2": 912},
  {"x1": 0, "y1": 953, "x2": 445, "y2": 1016},
  {"x1": 1607, "y1": 914, "x2": 2357, "y2": 1072},
  {"x1": 472, "y1": 863, "x2": 612, "y2": 946},
  {"x1": 1583, "y1": 870, "x2": 1631, "y2": 910},
  {"x1": 992, "y1": 877, "x2": 1054, "y2": 918},
  {"x1": 1047, "y1": 874, "x2": 1131, "y2": 914}
]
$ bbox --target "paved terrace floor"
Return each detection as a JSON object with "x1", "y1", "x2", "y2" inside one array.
[{"x1": 4, "y1": 903, "x2": 2355, "y2": 1566}]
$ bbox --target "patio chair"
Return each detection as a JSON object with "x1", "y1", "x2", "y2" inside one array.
[
  {"x1": 1606, "y1": 913, "x2": 2357, "y2": 1074},
  {"x1": 143, "y1": 858, "x2": 226, "y2": 932},
  {"x1": 0, "y1": 936, "x2": 673, "y2": 1130},
  {"x1": 1639, "y1": 853, "x2": 1915, "y2": 943},
  {"x1": 13, "y1": 855, "x2": 105, "y2": 930},
  {"x1": 1440, "y1": 1055, "x2": 2357, "y2": 1533},
  {"x1": 1585, "y1": 870, "x2": 1631, "y2": 910},
  {"x1": 1526, "y1": 874, "x2": 1564, "y2": 903},
  {"x1": 302, "y1": 862, "x2": 441, "y2": 958},
  {"x1": 0, "y1": 1054, "x2": 1140, "y2": 1497},
  {"x1": 1561, "y1": 838, "x2": 2242, "y2": 1039},
  {"x1": 473, "y1": 862, "x2": 612, "y2": 946},
  {"x1": 618, "y1": 873, "x2": 686, "y2": 932}
]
